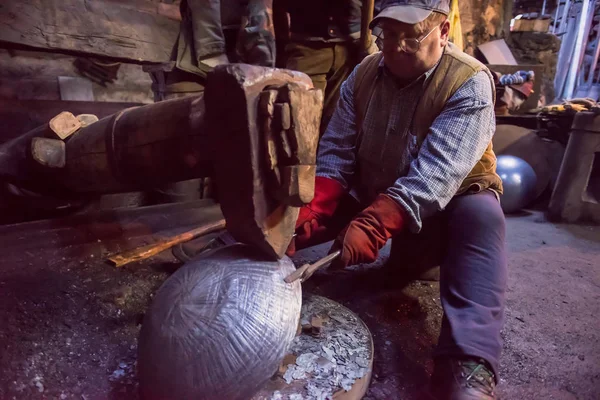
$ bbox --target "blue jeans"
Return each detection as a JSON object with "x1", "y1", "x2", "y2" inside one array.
[
  {"x1": 183, "y1": 0, "x2": 242, "y2": 60},
  {"x1": 284, "y1": 41, "x2": 358, "y2": 135},
  {"x1": 390, "y1": 190, "x2": 507, "y2": 377},
  {"x1": 182, "y1": 0, "x2": 273, "y2": 65},
  {"x1": 308, "y1": 190, "x2": 507, "y2": 377}
]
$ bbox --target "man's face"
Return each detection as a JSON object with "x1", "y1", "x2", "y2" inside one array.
[{"x1": 378, "y1": 18, "x2": 450, "y2": 81}]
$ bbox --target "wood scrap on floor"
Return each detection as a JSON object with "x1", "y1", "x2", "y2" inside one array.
[
  {"x1": 108, "y1": 219, "x2": 226, "y2": 268},
  {"x1": 0, "y1": 199, "x2": 224, "y2": 262}
]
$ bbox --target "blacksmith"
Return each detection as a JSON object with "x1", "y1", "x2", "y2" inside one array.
[{"x1": 291, "y1": 0, "x2": 507, "y2": 398}]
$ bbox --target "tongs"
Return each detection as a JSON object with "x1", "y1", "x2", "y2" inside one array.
[{"x1": 284, "y1": 250, "x2": 342, "y2": 283}]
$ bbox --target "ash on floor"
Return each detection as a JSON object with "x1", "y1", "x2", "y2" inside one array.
[{"x1": 275, "y1": 294, "x2": 372, "y2": 400}]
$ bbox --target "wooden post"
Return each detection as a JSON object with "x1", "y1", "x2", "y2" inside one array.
[{"x1": 360, "y1": 0, "x2": 375, "y2": 53}]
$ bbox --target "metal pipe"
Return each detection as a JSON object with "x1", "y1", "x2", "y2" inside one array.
[
  {"x1": 552, "y1": 0, "x2": 560, "y2": 33},
  {"x1": 586, "y1": 15, "x2": 600, "y2": 86},
  {"x1": 559, "y1": 0, "x2": 571, "y2": 34},
  {"x1": 542, "y1": 0, "x2": 547, "y2": 16},
  {"x1": 563, "y1": 0, "x2": 592, "y2": 100},
  {"x1": 576, "y1": 0, "x2": 597, "y2": 90},
  {"x1": 554, "y1": 19, "x2": 577, "y2": 98}
]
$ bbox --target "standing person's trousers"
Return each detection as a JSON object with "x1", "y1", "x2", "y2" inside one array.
[{"x1": 284, "y1": 41, "x2": 359, "y2": 135}]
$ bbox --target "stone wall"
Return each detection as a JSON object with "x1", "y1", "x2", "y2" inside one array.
[
  {"x1": 507, "y1": 32, "x2": 561, "y2": 105},
  {"x1": 455, "y1": 0, "x2": 560, "y2": 105},
  {"x1": 458, "y1": 0, "x2": 511, "y2": 56},
  {"x1": 0, "y1": 49, "x2": 154, "y2": 104}
]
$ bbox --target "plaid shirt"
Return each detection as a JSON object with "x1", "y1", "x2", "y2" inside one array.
[{"x1": 316, "y1": 59, "x2": 496, "y2": 232}]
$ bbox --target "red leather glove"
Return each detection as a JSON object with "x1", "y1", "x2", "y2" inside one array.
[
  {"x1": 287, "y1": 176, "x2": 345, "y2": 255},
  {"x1": 330, "y1": 193, "x2": 406, "y2": 269}
]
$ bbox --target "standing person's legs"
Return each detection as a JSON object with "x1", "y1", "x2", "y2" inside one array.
[
  {"x1": 319, "y1": 43, "x2": 357, "y2": 133},
  {"x1": 434, "y1": 190, "x2": 507, "y2": 378},
  {"x1": 186, "y1": 0, "x2": 227, "y2": 61},
  {"x1": 285, "y1": 42, "x2": 333, "y2": 96},
  {"x1": 285, "y1": 42, "x2": 335, "y2": 135}
]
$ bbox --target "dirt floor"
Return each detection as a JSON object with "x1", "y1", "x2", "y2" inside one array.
[{"x1": 0, "y1": 208, "x2": 598, "y2": 399}]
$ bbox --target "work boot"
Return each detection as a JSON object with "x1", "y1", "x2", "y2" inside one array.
[{"x1": 428, "y1": 357, "x2": 496, "y2": 400}]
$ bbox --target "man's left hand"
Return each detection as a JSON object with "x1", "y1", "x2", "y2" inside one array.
[{"x1": 329, "y1": 194, "x2": 407, "y2": 269}]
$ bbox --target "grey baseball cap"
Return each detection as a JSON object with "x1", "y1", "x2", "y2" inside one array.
[{"x1": 370, "y1": 0, "x2": 451, "y2": 28}]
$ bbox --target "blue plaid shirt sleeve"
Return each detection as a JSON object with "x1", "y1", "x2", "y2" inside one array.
[
  {"x1": 386, "y1": 71, "x2": 496, "y2": 232},
  {"x1": 315, "y1": 66, "x2": 360, "y2": 189}
]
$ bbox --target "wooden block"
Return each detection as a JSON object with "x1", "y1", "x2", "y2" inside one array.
[
  {"x1": 277, "y1": 354, "x2": 298, "y2": 376},
  {"x1": 257, "y1": 83, "x2": 321, "y2": 207},
  {"x1": 0, "y1": 99, "x2": 143, "y2": 146},
  {"x1": 49, "y1": 111, "x2": 82, "y2": 139},
  {"x1": 31, "y1": 137, "x2": 66, "y2": 168},
  {"x1": 76, "y1": 114, "x2": 99, "y2": 127},
  {"x1": 310, "y1": 315, "x2": 327, "y2": 329},
  {"x1": 512, "y1": 19, "x2": 551, "y2": 32},
  {"x1": 279, "y1": 164, "x2": 316, "y2": 206},
  {"x1": 277, "y1": 84, "x2": 322, "y2": 206}
]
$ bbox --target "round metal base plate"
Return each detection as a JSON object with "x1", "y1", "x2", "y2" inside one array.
[{"x1": 252, "y1": 293, "x2": 374, "y2": 400}]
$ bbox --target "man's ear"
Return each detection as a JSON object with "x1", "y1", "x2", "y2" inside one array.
[{"x1": 439, "y1": 20, "x2": 450, "y2": 46}]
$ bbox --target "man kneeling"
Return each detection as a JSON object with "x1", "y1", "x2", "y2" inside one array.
[{"x1": 290, "y1": 1, "x2": 507, "y2": 399}]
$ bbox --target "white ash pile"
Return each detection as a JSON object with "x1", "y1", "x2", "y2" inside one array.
[{"x1": 274, "y1": 295, "x2": 372, "y2": 400}]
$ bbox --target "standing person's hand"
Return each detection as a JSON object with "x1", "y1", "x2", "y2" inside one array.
[{"x1": 237, "y1": 2, "x2": 276, "y2": 67}]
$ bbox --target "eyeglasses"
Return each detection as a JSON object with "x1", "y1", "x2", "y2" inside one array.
[{"x1": 375, "y1": 25, "x2": 439, "y2": 54}]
